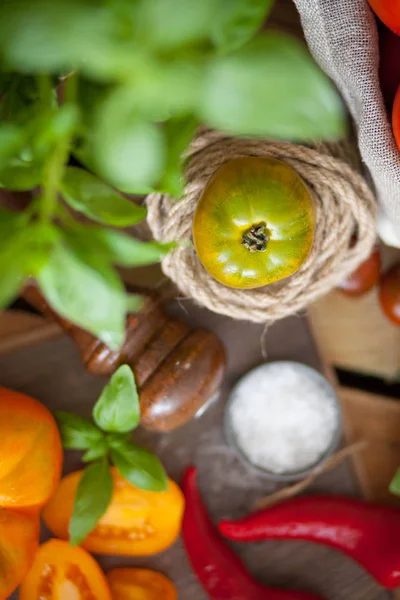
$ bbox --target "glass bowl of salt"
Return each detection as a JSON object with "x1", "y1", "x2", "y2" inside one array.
[{"x1": 224, "y1": 361, "x2": 342, "y2": 481}]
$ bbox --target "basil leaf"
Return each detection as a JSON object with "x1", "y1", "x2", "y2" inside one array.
[
  {"x1": 0, "y1": 74, "x2": 42, "y2": 124},
  {"x1": 105, "y1": 432, "x2": 132, "y2": 448},
  {"x1": 127, "y1": 294, "x2": 144, "y2": 313},
  {"x1": 0, "y1": 207, "x2": 25, "y2": 241},
  {"x1": 131, "y1": 56, "x2": 203, "y2": 122},
  {"x1": 69, "y1": 458, "x2": 113, "y2": 546},
  {"x1": 0, "y1": 161, "x2": 43, "y2": 191},
  {"x1": 93, "y1": 365, "x2": 140, "y2": 433},
  {"x1": 93, "y1": 87, "x2": 165, "y2": 193},
  {"x1": 0, "y1": 124, "x2": 25, "y2": 166},
  {"x1": 0, "y1": 0, "x2": 110, "y2": 75},
  {"x1": 138, "y1": 0, "x2": 214, "y2": 50},
  {"x1": 0, "y1": 211, "x2": 27, "y2": 306},
  {"x1": 110, "y1": 442, "x2": 167, "y2": 492},
  {"x1": 89, "y1": 230, "x2": 175, "y2": 267},
  {"x1": 61, "y1": 167, "x2": 147, "y2": 227},
  {"x1": 201, "y1": 32, "x2": 345, "y2": 140},
  {"x1": 65, "y1": 224, "x2": 173, "y2": 268},
  {"x1": 34, "y1": 105, "x2": 79, "y2": 156},
  {"x1": 0, "y1": 249, "x2": 26, "y2": 309},
  {"x1": 0, "y1": 220, "x2": 55, "y2": 308},
  {"x1": 158, "y1": 115, "x2": 198, "y2": 198},
  {"x1": 37, "y1": 242, "x2": 127, "y2": 351},
  {"x1": 390, "y1": 468, "x2": 400, "y2": 497},
  {"x1": 212, "y1": 0, "x2": 273, "y2": 53},
  {"x1": 82, "y1": 439, "x2": 108, "y2": 463},
  {"x1": 54, "y1": 411, "x2": 104, "y2": 450}
]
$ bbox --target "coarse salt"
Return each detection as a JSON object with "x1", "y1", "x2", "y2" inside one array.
[{"x1": 228, "y1": 362, "x2": 339, "y2": 475}]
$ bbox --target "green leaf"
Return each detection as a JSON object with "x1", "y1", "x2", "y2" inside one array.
[
  {"x1": 110, "y1": 442, "x2": 167, "y2": 491},
  {"x1": 0, "y1": 0, "x2": 112, "y2": 76},
  {"x1": 93, "y1": 87, "x2": 165, "y2": 193},
  {"x1": 65, "y1": 223, "x2": 174, "y2": 268},
  {"x1": 105, "y1": 432, "x2": 132, "y2": 448},
  {"x1": 82, "y1": 439, "x2": 108, "y2": 463},
  {"x1": 37, "y1": 242, "x2": 128, "y2": 350},
  {"x1": 0, "y1": 74, "x2": 42, "y2": 125},
  {"x1": 158, "y1": 115, "x2": 198, "y2": 198},
  {"x1": 90, "y1": 230, "x2": 174, "y2": 268},
  {"x1": 0, "y1": 220, "x2": 56, "y2": 308},
  {"x1": 0, "y1": 210, "x2": 27, "y2": 296},
  {"x1": 54, "y1": 411, "x2": 104, "y2": 450},
  {"x1": 93, "y1": 365, "x2": 140, "y2": 433},
  {"x1": 0, "y1": 125, "x2": 25, "y2": 166},
  {"x1": 69, "y1": 458, "x2": 113, "y2": 546},
  {"x1": 137, "y1": 0, "x2": 215, "y2": 50},
  {"x1": 0, "y1": 160, "x2": 43, "y2": 191},
  {"x1": 212, "y1": 0, "x2": 274, "y2": 53},
  {"x1": 34, "y1": 104, "x2": 79, "y2": 156},
  {"x1": 390, "y1": 468, "x2": 400, "y2": 496},
  {"x1": 130, "y1": 57, "x2": 204, "y2": 121},
  {"x1": 60, "y1": 167, "x2": 147, "y2": 227},
  {"x1": 126, "y1": 294, "x2": 144, "y2": 313},
  {"x1": 0, "y1": 250, "x2": 26, "y2": 309},
  {"x1": 201, "y1": 32, "x2": 345, "y2": 140}
]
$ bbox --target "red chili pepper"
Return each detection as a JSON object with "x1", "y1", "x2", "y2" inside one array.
[
  {"x1": 182, "y1": 467, "x2": 324, "y2": 600},
  {"x1": 218, "y1": 495, "x2": 400, "y2": 590}
]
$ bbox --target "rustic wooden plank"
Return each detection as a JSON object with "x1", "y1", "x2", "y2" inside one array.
[
  {"x1": 309, "y1": 289, "x2": 400, "y2": 380},
  {"x1": 308, "y1": 244, "x2": 400, "y2": 380},
  {"x1": 0, "y1": 311, "x2": 61, "y2": 355},
  {"x1": 339, "y1": 387, "x2": 400, "y2": 507}
]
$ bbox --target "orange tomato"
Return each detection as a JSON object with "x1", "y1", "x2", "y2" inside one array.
[
  {"x1": 0, "y1": 507, "x2": 40, "y2": 599},
  {"x1": 107, "y1": 568, "x2": 177, "y2": 600},
  {"x1": 19, "y1": 539, "x2": 111, "y2": 600},
  {"x1": 43, "y1": 467, "x2": 185, "y2": 556},
  {"x1": 368, "y1": 0, "x2": 400, "y2": 35},
  {"x1": 193, "y1": 158, "x2": 315, "y2": 289},
  {"x1": 0, "y1": 387, "x2": 62, "y2": 508}
]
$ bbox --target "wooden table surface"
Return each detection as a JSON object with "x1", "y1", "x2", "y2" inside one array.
[{"x1": 0, "y1": 298, "x2": 391, "y2": 600}]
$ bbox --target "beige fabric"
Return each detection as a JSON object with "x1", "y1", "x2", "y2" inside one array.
[
  {"x1": 146, "y1": 130, "x2": 376, "y2": 323},
  {"x1": 293, "y1": 0, "x2": 400, "y2": 240}
]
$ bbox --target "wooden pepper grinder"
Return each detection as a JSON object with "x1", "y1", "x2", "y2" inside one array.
[{"x1": 22, "y1": 285, "x2": 226, "y2": 433}]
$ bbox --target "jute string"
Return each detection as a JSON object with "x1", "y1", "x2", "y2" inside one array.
[
  {"x1": 254, "y1": 439, "x2": 368, "y2": 510},
  {"x1": 146, "y1": 129, "x2": 377, "y2": 322}
]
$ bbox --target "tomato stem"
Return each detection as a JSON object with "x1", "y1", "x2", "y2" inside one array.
[{"x1": 242, "y1": 222, "x2": 269, "y2": 252}]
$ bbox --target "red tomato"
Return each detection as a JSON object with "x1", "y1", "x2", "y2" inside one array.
[
  {"x1": 393, "y1": 85, "x2": 400, "y2": 149},
  {"x1": 379, "y1": 21, "x2": 400, "y2": 108},
  {"x1": 337, "y1": 247, "x2": 381, "y2": 297},
  {"x1": 368, "y1": 0, "x2": 400, "y2": 35},
  {"x1": 379, "y1": 263, "x2": 400, "y2": 325}
]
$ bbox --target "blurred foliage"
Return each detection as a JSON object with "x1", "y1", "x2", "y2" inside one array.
[{"x1": 0, "y1": 0, "x2": 344, "y2": 347}]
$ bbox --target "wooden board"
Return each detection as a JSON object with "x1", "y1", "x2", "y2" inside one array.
[
  {"x1": 309, "y1": 289, "x2": 400, "y2": 380},
  {"x1": 0, "y1": 310, "x2": 61, "y2": 355},
  {"x1": 340, "y1": 387, "x2": 400, "y2": 506},
  {"x1": 308, "y1": 245, "x2": 400, "y2": 380}
]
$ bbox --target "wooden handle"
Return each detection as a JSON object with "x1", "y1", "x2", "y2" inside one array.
[{"x1": 22, "y1": 284, "x2": 226, "y2": 432}]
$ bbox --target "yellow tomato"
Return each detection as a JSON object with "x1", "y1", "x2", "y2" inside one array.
[
  {"x1": 193, "y1": 157, "x2": 315, "y2": 289},
  {"x1": 43, "y1": 468, "x2": 185, "y2": 556}
]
